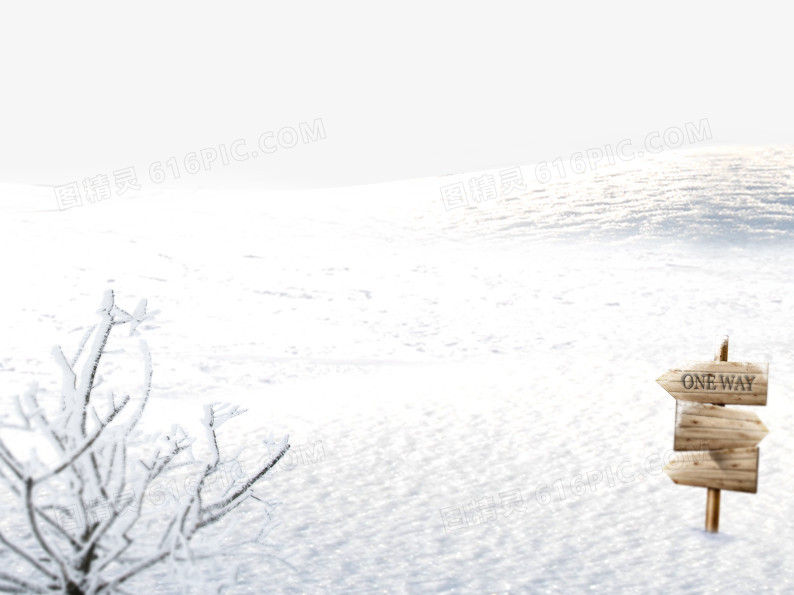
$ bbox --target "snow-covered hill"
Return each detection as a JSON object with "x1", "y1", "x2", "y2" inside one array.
[{"x1": 1, "y1": 146, "x2": 793, "y2": 593}]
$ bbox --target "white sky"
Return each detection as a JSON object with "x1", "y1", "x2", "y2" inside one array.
[{"x1": 0, "y1": 1, "x2": 791, "y2": 189}]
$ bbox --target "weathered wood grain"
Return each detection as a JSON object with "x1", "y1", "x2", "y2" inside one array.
[
  {"x1": 656, "y1": 361, "x2": 768, "y2": 405},
  {"x1": 664, "y1": 446, "x2": 759, "y2": 493},
  {"x1": 673, "y1": 401, "x2": 769, "y2": 450}
]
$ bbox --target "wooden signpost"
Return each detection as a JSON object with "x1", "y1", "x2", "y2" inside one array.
[
  {"x1": 656, "y1": 361, "x2": 768, "y2": 405},
  {"x1": 656, "y1": 336, "x2": 769, "y2": 532}
]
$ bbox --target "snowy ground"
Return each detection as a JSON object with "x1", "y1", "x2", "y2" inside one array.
[{"x1": 1, "y1": 146, "x2": 793, "y2": 593}]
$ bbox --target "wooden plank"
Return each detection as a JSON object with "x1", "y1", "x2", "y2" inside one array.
[
  {"x1": 664, "y1": 447, "x2": 759, "y2": 493},
  {"x1": 696, "y1": 447, "x2": 758, "y2": 460},
  {"x1": 676, "y1": 427, "x2": 767, "y2": 440},
  {"x1": 677, "y1": 401, "x2": 768, "y2": 422},
  {"x1": 673, "y1": 402, "x2": 768, "y2": 451},
  {"x1": 669, "y1": 476, "x2": 757, "y2": 492},
  {"x1": 656, "y1": 361, "x2": 768, "y2": 405},
  {"x1": 674, "y1": 438, "x2": 762, "y2": 450},
  {"x1": 679, "y1": 414, "x2": 763, "y2": 430},
  {"x1": 666, "y1": 456, "x2": 757, "y2": 472}
]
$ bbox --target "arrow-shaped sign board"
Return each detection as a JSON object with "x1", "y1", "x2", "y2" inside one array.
[
  {"x1": 664, "y1": 446, "x2": 759, "y2": 493},
  {"x1": 674, "y1": 401, "x2": 769, "y2": 451},
  {"x1": 656, "y1": 361, "x2": 769, "y2": 405}
]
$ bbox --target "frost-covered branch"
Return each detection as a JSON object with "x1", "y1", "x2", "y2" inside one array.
[{"x1": 0, "y1": 292, "x2": 290, "y2": 593}]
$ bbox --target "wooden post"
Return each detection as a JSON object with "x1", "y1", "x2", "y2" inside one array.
[{"x1": 706, "y1": 335, "x2": 729, "y2": 533}]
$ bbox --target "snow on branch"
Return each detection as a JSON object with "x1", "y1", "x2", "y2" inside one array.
[{"x1": 0, "y1": 292, "x2": 290, "y2": 594}]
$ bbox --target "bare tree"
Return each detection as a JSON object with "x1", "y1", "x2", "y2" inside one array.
[{"x1": 0, "y1": 291, "x2": 290, "y2": 593}]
